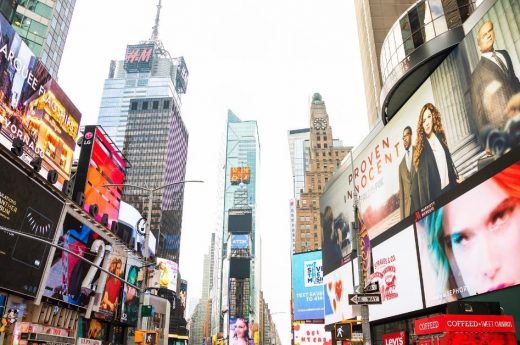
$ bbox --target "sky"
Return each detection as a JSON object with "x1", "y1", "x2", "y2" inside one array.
[{"x1": 58, "y1": 0, "x2": 370, "y2": 343}]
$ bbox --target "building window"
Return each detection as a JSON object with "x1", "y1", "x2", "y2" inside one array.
[
  {"x1": 142, "y1": 101, "x2": 148, "y2": 110},
  {"x1": 163, "y1": 100, "x2": 170, "y2": 109},
  {"x1": 152, "y1": 101, "x2": 159, "y2": 110},
  {"x1": 131, "y1": 101, "x2": 138, "y2": 110}
]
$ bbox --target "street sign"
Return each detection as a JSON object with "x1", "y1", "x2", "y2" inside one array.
[
  {"x1": 363, "y1": 281, "x2": 379, "y2": 293},
  {"x1": 348, "y1": 293, "x2": 382, "y2": 305}
]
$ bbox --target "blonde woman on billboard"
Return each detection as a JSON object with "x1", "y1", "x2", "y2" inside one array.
[
  {"x1": 419, "y1": 162, "x2": 520, "y2": 300},
  {"x1": 411, "y1": 103, "x2": 458, "y2": 211},
  {"x1": 231, "y1": 317, "x2": 255, "y2": 345},
  {"x1": 101, "y1": 257, "x2": 123, "y2": 312},
  {"x1": 157, "y1": 261, "x2": 170, "y2": 289}
]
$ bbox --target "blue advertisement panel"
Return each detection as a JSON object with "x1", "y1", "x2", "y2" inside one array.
[
  {"x1": 231, "y1": 234, "x2": 249, "y2": 249},
  {"x1": 292, "y1": 251, "x2": 324, "y2": 321}
]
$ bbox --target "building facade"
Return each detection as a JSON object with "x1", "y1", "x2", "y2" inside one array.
[
  {"x1": 288, "y1": 128, "x2": 310, "y2": 200},
  {"x1": 294, "y1": 93, "x2": 350, "y2": 253},
  {"x1": 1, "y1": 0, "x2": 78, "y2": 78}
]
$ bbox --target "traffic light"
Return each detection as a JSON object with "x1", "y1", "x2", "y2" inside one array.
[{"x1": 134, "y1": 330, "x2": 158, "y2": 345}]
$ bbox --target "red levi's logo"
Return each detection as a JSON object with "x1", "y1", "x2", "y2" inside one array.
[{"x1": 383, "y1": 331, "x2": 407, "y2": 345}]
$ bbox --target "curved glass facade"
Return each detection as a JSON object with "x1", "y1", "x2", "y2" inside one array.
[{"x1": 380, "y1": 0, "x2": 479, "y2": 84}]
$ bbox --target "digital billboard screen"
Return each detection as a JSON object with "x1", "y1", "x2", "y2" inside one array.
[
  {"x1": 416, "y1": 160, "x2": 520, "y2": 307},
  {"x1": 120, "y1": 256, "x2": 140, "y2": 325},
  {"x1": 367, "y1": 226, "x2": 423, "y2": 321},
  {"x1": 292, "y1": 323, "x2": 331, "y2": 345},
  {"x1": 231, "y1": 234, "x2": 249, "y2": 249},
  {"x1": 0, "y1": 153, "x2": 63, "y2": 296},
  {"x1": 228, "y1": 208, "x2": 252, "y2": 233},
  {"x1": 94, "y1": 245, "x2": 126, "y2": 321},
  {"x1": 0, "y1": 14, "x2": 81, "y2": 186},
  {"x1": 230, "y1": 167, "x2": 251, "y2": 185},
  {"x1": 73, "y1": 126, "x2": 126, "y2": 232},
  {"x1": 42, "y1": 213, "x2": 111, "y2": 307},
  {"x1": 292, "y1": 251, "x2": 324, "y2": 321},
  {"x1": 149, "y1": 257, "x2": 178, "y2": 292},
  {"x1": 124, "y1": 44, "x2": 155, "y2": 73},
  {"x1": 323, "y1": 261, "x2": 355, "y2": 326},
  {"x1": 229, "y1": 316, "x2": 254, "y2": 345}
]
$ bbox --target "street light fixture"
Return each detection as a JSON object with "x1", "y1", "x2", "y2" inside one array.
[{"x1": 104, "y1": 179, "x2": 204, "y2": 330}]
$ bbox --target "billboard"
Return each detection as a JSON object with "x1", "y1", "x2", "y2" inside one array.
[
  {"x1": 231, "y1": 234, "x2": 249, "y2": 249},
  {"x1": 321, "y1": 0, "x2": 520, "y2": 274},
  {"x1": 416, "y1": 160, "x2": 520, "y2": 307},
  {"x1": 42, "y1": 213, "x2": 112, "y2": 307},
  {"x1": 0, "y1": 14, "x2": 81, "y2": 186},
  {"x1": 179, "y1": 279, "x2": 188, "y2": 317},
  {"x1": 230, "y1": 167, "x2": 251, "y2": 185},
  {"x1": 323, "y1": 262, "x2": 355, "y2": 325},
  {"x1": 150, "y1": 257, "x2": 178, "y2": 292},
  {"x1": 0, "y1": 153, "x2": 64, "y2": 296},
  {"x1": 292, "y1": 323, "x2": 331, "y2": 345},
  {"x1": 292, "y1": 251, "x2": 324, "y2": 321},
  {"x1": 120, "y1": 256, "x2": 141, "y2": 325},
  {"x1": 124, "y1": 43, "x2": 155, "y2": 73},
  {"x1": 228, "y1": 208, "x2": 252, "y2": 233},
  {"x1": 229, "y1": 316, "x2": 254, "y2": 345},
  {"x1": 73, "y1": 126, "x2": 126, "y2": 232},
  {"x1": 368, "y1": 226, "x2": 423, "y2": 321}
]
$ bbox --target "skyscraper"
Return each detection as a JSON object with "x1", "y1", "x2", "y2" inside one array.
[
  {"x1": 96, "y1": 1, "x2": 189, "y2": 261},
  {"x1": 354, "y1": 0, "x2": 416, "y2": 128},
  {"x1": 294, "y1": 93, "x2": 350, "y2": 253},
  {"x1": 211, "y1": 110, "x2": 260, "y2": 340},
  {"x1": 1, "y1": 0, "x2": 78, "y2": 78},
  {"x1": 288, "y1": 128, "x2": 310, "y2": 200}
]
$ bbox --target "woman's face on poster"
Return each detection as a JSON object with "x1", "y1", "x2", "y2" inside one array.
[
  {"x1": 235, "y1": 319, "x2": 247, "y2": 338},
  {"x1": 442, "y1": 178, "x2": 520, "y2": 295},
  {"x1": 422, "y1": 109, "x2": 433, "y2": 137}
]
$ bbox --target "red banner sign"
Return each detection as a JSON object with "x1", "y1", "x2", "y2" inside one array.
[
  {"x1": 414, "y1": 315, "x2": 516, "y2": 336},
  {"x1": 383, "y1": 331, "x2": 407, "y2": 345}
]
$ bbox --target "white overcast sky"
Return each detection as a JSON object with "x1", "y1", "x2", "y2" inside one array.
[{"x1": 58, "y1": 0, "x2": 369, "y2": 343}]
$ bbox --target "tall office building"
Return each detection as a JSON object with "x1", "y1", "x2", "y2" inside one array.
[
  {"x1": 211, "y1": 111, "x2": 260, "y2": 340},
  {"x1": 294, "y1": 93, "x2": 350, "y2": 253},
  {"x1": 96, "y1": 1, "x2": 189, "y2": 261},
  {"x1": 1, "y1": 0, "x2": 78, "y2": 78},
  {"x1": 288, "y1": 128, "x2": 310, "y2": 200},
  {"x1": 354, "y1": 0, "x2": 416, "y2": 128}
]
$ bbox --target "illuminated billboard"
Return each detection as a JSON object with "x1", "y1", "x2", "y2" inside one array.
[
  {"x1": 124, "y1": 44, "x2": 155, "y2": 73},
  {"x1": 231, "y1": 234, "x2": 249, "y2": 249},
  {"x1": 293, "y1": 323, "x2": 331, "y2": 345},
  {"x1": 73, "y1": 126, "x2": 126, "y2": 232},
  {"x1": 416, "y1": 160, "x2": 520, "y2": 307},
  {"x1": 120, "y1": 256, "x2": 141, "y2": 325},
  {"x1": 42, "y1": 213, "x2": 112, "y2": 307},
  {"x1": 149, "y1": 257, "x2": 178, "y2": 292},
  {"x1": 228, "y1": 208, "x2": 252, "y2": 233},
  {"x1": 229, "y1": 316, "x2": 254, "y2": 345},
  {"x1": 0, "y1": 152, "x2": 64, "y2": 297},
  {"x1": 367, "y1": 226, "x2": 423, "y2": 321},
  {"x1": 292, "y1": 251, "x2": 324, "y2": 321},
  {"x1": 230, "y1": 167, "x2": 251, "y2": 185},
  {"x1": 0, "y1": 14, "x2": 81, "y2": 186},
  {"x1": 323, "y1": 262, "x2": 355, "y2": 326}
]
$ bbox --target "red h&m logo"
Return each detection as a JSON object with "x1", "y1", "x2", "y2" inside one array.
[{"x1": 125, "y1": 47, "x2": 153, "y2": 63}]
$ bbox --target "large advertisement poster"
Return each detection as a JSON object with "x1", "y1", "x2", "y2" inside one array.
[
  {"x1": 229, "y1": 316, "x2": 254, "y2": 345},
  {"x1": 0, "y1": 154, "x2": 63, "y2": 296},
  {"x1": 292, "y1": 251, "x2": 324, "y2": 321},
  {"x1": 120, "y1": 256, "x2": 141, "y2": 325},
  {"x1": 0, "y1": 14, "x2": 81, "y2": 186},
  {"x1": 150, "y1": 257, "x2": 178, "y2": 292},
  {"x1": 368, "y1": 226, "x2": 423, "y2": 321},
  {"x1": 94, "y1": 246, "x2": 126, "y2": 321},
  {"x1": 292, "y1": 323, "x2": 331, "y2": 345},
  {"x1": 42, "y1": 213, "x2": 111, "y2": 307},
  {"x1": 228, "y1": 209, "x2": 253, "y2": 233},
  {"x1": 323, "y1": 262, "x2": 355, "y2": 325},
  {"x1": 74, "y1": 126, "x2": 126, "y2": 232},
  {"x1": 416, "y1": 160, "x2": 520, "y2": 307}
]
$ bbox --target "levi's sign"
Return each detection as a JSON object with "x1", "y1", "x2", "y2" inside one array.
[{"x1": 348, "y1": 293, "x2": 382, "y2": 305}]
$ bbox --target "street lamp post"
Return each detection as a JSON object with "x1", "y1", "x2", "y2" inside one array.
[{"x1": 104, "y1": 179, "x2": 203, "y2": 330}]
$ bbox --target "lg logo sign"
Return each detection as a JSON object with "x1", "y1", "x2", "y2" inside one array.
[{"x1": 383, "y1": 331, "x2": 407, "y2": 345}]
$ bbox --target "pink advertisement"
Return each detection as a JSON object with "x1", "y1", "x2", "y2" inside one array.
[{"x1": 293, "y1": 323, "x2": 331, "y2": 345}]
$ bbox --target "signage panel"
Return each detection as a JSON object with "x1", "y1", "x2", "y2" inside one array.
[
  {"x1": 383, "y1": 332, "x2": 407, "y2": 345},
  {"x1": 124, "y1": 44, "x2": 155, "y2": 73},
  {"x1": 323, "y1": 262, "x2": 355, "y2": 326},
  {"x1": 0, "y1": 153, "x2": 63, "y2": 297},
  {"x1": 292, "y1": 323, "x2": 331, "y2": 345},
  {"x1": 228, "y1": 208, "x2": 252, "y2": 233},
  {"x1": 292, "y1": 251, "x2": 324, "y2": 321},
  {"x1": 348, "y1": 293, "x2": 382, "y2": 305},
  {"x1": 414, "y1": 314, "x2": 516, "y2": 336},
  {"x1": 149, "y1": 257, "x2": 178, "y2": 292},
  {"x1": 120, "y1": 256, "x2": 140, "y2": 325}
]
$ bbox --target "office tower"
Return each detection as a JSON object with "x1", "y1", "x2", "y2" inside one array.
[
  {"x1": 122, "y1": 96, "x2": 188, "y2": 261},
  {"x1": 294, "y1": 93, "x2": 350, "y2": 253},
  {"x1": 354, "y1": 0, "x2": 416, "y2": 128},
  {"x1": 288, "y1": 128, "x2": 310, "y2": 200},
  {"x1": 1, "y1": 0, "x2": 78, "y2": 78},
  {"x1": 211, "y1": 110, "x2": 260, "y2": 340}
]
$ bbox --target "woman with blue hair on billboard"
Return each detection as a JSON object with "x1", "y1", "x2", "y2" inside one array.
[
  {"x1": 231, "y1": 317, "x2": 255, "y2": 345},
  {"x1": 418, "y1": 162, "x2": 520, "y2": 303}
]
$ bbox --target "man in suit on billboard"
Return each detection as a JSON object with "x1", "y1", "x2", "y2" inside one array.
[
  {"x1": 398, "y1": 126, "x2": 414, "y2": 219},
  {"x1": 470, "y1": 19, "x2": 520, "y2": 130}
]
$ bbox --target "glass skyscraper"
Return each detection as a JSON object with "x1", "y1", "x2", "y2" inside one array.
[{"x1": 1, "y1": 0, "x2": 78, "y2": 78}]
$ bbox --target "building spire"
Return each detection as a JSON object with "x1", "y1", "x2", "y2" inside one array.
[{"x1": 150, "y1": 0, "x2": 162, "y2": 40}]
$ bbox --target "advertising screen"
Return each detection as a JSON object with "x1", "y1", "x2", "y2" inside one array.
[
  {"x1": 368, "y1": 226, "x2": 423, "y2": 321},
  {"x1": 292, "y1": 323, "x2": 331, "y2": 345},
  {"x1": 416, "y1": 161, "x2": 520, "y2": 307},
  {"x1": 73, "y1": 126, "x2": 126, "y2": 232},
  {"x1": 0, "y1": 153, "x2": 63, "y2": 296},
  {"x1": 124, "y1": 43, "x2": 155, "y2": 73},
  {"x1": 179, "y1": 279, "x2": 187, "y2": 317},
  {"x1": 231, "y1": 234, "x2": 249, "y2": 249},
  {"x1": 0, "y1": 14, "x2": 81, "y2": 186},
  {"x1": 230, "y1": 167, "x2": 251, "y2": 185},
  {"x1": 42, "y1": 213, "x2": 111, "y2": 307},
  {"x1": 228, "y1": 208, "x2": 252, "y2": 233},
  {"x1": 94, "y1": 245, "x2": 126, "y2": 321},
  {"x1": 150, "y1": 257, "x2": 178, "y2": 292},
  {"x1": 292, "y1": 251, "x2": 324, "y2": 321},
  {"x1": 323, "y1": 262, "x2": 355, "y2": 326},
  {"x1": 120, "y1": 256, "x2": 141, "y2": 325},
  {"x1": 229, "y1": 316, "x2": 254, "y2": 345}
]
